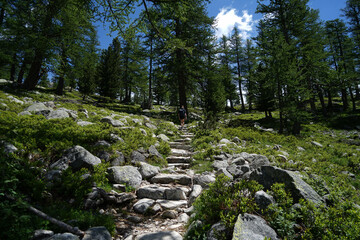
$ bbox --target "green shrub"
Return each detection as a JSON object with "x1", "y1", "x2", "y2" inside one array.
[{"x1": 187, "y1": 175, "x2": 263, "y2": 239}]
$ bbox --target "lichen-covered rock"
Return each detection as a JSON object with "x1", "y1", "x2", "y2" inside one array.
[
  {"x1": 131, "y1": 150, "x2": 146, "y2": 163},
  {"x1": 46, "y1": 109, "x2": 70, "y2": 120},
  {"x1": 24, "y1": 102, "x2": 52, "y2": 113},
  {"x1": 100, "y1": 116, "x2": 125, "y2": 127},
  {"x1": 107, "y1": 166, "x2": 142, "y2": 189},
  {"x1": 50, "y1": 146, "x2": 101, "y2": 171},
  {"x1": 232, "y1": 214, "x2": 278, "y2": 240},
  {"x1": 255, "y1": 190, "x2": 275, "y2": 210},
  {"x1": 250, "y1": 165, "x2": 323, "y2": 204},
  {"x1": 138, "y1": 162, "x2": 160, "y2": 179},
  {"x1": 82, "y1": 226, "x2": 111, "y2": 240}
]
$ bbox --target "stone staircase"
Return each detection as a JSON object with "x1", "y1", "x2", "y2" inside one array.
[
  {"x1": 167, "y1": 128, "x2": 194, "y2": 170},
  {"x1": 113, "y1": 127, "x2": 199, "y2": 240}
]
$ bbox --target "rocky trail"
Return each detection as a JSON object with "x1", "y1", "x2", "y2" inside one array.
[{"x1": 113, "y1": 127, "x2": 197, "y2": 240}]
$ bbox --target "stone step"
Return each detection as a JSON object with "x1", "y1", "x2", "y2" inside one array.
[
  {"x1": 166, "y1": 156, "x2": 192, "y2": 163},
  {"x1": 180, "y1": 134, "x2": 194, "y2": 138},
  {"x1": 174, "y1": 138, "x2": 192, "y2": 143},
  {"x1": 168, "y1": 163, "x2": 191, "y2": 169},
  {"x1": 169, "y1": 142, "x2": 191, "y2": 150},
  {"x1": 136, "y1": 185, "x2": 188, "y2": 200},
  {"x1": 150, "y1": 173, "x2": 192, "y2": 186},
  {"x1": 170, "y1": 149, "x2": 192, "y2": 157},
  {"x1": 135, "y1": 231, "x2": 183, "y2": 240}
]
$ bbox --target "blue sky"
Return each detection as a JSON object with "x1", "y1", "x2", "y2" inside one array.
[{"x1": 96, "y1": 0, "x2": 347, "y2": 49}]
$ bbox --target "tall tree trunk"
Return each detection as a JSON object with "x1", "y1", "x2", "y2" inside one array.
[
  {"x1": 316, "y1": 85, "x2": 326, "y2": 116},
  {"x1": 10, "y1": 53, "x2": 17, "y2": 82},
  {"x1": 277, "y1": 79, "x2": 284, "y2": 134},
  {"x1": 147, "y1": 37, "x2": 153, "y2": 109},
  {"x1": 175, "y1": 18, "x2": 187, "y2": 111},
  {"x1": 0, "y1": 7, "x2": 4, "y2": 26},
  {"x1": 341, "y1": 88, "x2": 348, "y2": 111},
  {"x1": 349, "y1": 86, "x2": 356, "y2": 111},
  {"x1": 17, "y1": 61, "x2": 27, "y2": 85},
  {"x1": 308, "y1": 77, "x2": 316, "y2": 114},
  {"x1": 55, "y1": 48, "x2": 67, "y2": 95},
  {"x1": 355, "y1": 84, "x2": 360, "y2": 100},
  {"x1": 236, "y1": 57, "x2": 245, "y2": 112},
  {"x1": 23, "y1": 49, "x2": 43, "y2": 90},
  {"x1": 327, "y1": 89, "x2": 333, "y2": 114}
]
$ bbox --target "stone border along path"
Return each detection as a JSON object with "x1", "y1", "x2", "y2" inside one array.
[{"x1": 114, "y1": 127, "x2": 195, "y2": 240}]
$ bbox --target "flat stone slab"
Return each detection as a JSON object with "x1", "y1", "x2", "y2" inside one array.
[
  {"x1": 171, "y1": 149, "x2": 191, "y2": 157},
  {"x1": 151, "y1": 174, "x2": 192, "y2": 185},
  {"x1": 156, "y1": 200, "x2": 188, "y2": 210},
  {"x1": 135, "y1": 231, "x2": 182, "y2": 240},
  {"x1": 133, "y1": 198, "x2": 155, "y2": 214},
  {"x1": 166, "y1": 156, "x2": 192, "y2": 163},
  {"x1": 136, "y1": 186, "x2": 168, "y2": 200}
]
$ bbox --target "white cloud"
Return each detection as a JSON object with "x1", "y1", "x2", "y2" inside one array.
[{"x1": 214, "y1": 8, "x2": 254, "y2": 39}]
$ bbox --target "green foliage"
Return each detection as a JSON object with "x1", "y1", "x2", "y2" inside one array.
[
  {"x1": 156, "y1": 141, "x2": 171, "y2": 157},
  {"x1": 92, "y1": 162, "x2": 110, "y2": 189},
  {"x1": 188, "y1": 175, "x2": 263, "y2": 239}
]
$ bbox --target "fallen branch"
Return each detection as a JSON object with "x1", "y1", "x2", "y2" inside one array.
[{"x1": 5, "y1": 194, "x2": 85, "y2": 237}]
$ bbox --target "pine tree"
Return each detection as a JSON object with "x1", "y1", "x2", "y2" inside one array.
[
  {"x1": 97, "y1": 38, "x2": 122, "y2": 99},
  {"x1": 230, "y1": 26, "x2": 246, "y2": 111}
]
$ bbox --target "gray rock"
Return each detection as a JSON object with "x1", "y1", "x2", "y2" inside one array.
[
  {"x1": 178, "y1": 213, "x2": 190, "y2": 223},
  {"x1": 216, "y1": 168, "x2": 233, "y2": 180},
  {"x1": 165, "y1": 188, "x2": 187, "y2": 200},
  {"x1": 232, "y1": 213, "x2": 278, "y2": 240},
  {"x1": 1, "y1": 141, "x2": 18, "y2": 154},
  {"x1": 189, "y1": 185, "x2": 202, "y2": 204},
  {"x1": 231, "y1": 157, "x2": 246, "y2": 165},
  {"x1": 110, "y1": 151, "x2": 125, "y2": 166},
  {"x1": 48, "y1": 233, "x2": 80, "y2": 240},
  {"x1": 83, "y1": 226, "x2": 112, "y2": 240},
  {"x1": 277, "y1": 154, "x2": 288, "y2": 162},
  {"x1": 149, "y1": 145, "x2": 163, "y2": 159},
  {"x1": 7, "y1": 95, "x2": 24, "y2": 104},
  {"x1": 107, "y1": 166, "x2": 142, "y2": 188},
  {"x1": 135, "y1": 231, "x2": 182, "y2": 240},
  {"x1": 138, "y1": 162, "x2": 160, "y2": 179},
  {"x1": 156, "y1": 200, "x2": 188, "y2": 210},
  {"x1": 50, "y1": 146, "x2": 101, "y2": 171},
  {"x1": 226, "y1": 164, "x2": 245, "y2": 178},
  {"x1": 97, "y1": 151, "x2": 111, "y2": 162},
  {"x1": 133, "y1": 198, "x2": 155, "y2": 214},
  {"x1": 208, "y1": 222, "x2": 228, "y2": 240},
  {"x1": 127, "y1": 215, "x2": 143, "y2": 223},
  {"x1": 158, "y1": 134, "x2": 170, "y2": 142},
  {"x1": 77, "y1": 121, "x2": 94, "y2": 126},
  {"x1": 250, "y1": 165, "x2": 323, "y2": 204},
  {"x1": 162, "y1": 210, "x2": 178, "y2": 219},
  {"x1": 24, "y1": 102, "x2": 52, "y2": 113},
  {"x1": 0, "y1": 102, "x2": 9, "y2": 110},
  {"x1": 151, "y1": 174, "x2": 192, "y2": 185},
  {"x1": 46, "y1": 109, "x2": 70, "y2": 120},
  {"x1": 255, "y1": 190, "x2": 275, "y2": 210},
  {"x1": 145, "y1": 122, "x2": 157, "y2": 129},
  {"x1": 137, "y1": 186, "x2": 167, "y2": 199},
  {"x1": 131, "y1": 150, "x2": 146, "y2": 163},
  {"x1": 95, "y1": 140, "x2": 111, "y2": 148},
  {"x1": 18, "y1": 110, "x2": 32, "y2": 116},
  {"x1": 33, "y1": 229, "x2": 54, "y2": 240},
  {"x1": 297, "y1": 146, "x2": 305, "y2": 151},
  {"x1": 249, "y1": 155, "x2": 270, "y2": 170},
  {"x1": 219, "y1": 138, "x2": 231, "y2": 145},
  {"x1": 101, "y1": 116, "x2": 125, "y2": 127},
  {"x1": 193, "y1": 174, "x2": 216, "y2": 188},
  {"x1": 212, "y1": 160, "x2": 229, "y2": 171},
  {"x1": 110, "y1": 133, "x2": 124, "y2": 142},
  {"x1": 140, "y1": 128, "x2": 147, "y2": 136},
  {"x1": 44, "y1": 101, "x2": 56, "y2": 109},
  {"x1": 311, "y1": 141, "x2": 323, "y2": 147}
]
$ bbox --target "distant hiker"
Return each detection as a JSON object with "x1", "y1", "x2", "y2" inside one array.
[{"x1": 178, "y1": 105, "x2": 187, "y2": 129}]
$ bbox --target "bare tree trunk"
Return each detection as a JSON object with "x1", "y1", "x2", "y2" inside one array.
[
  {"x1": 349, "y1": 86, "x2": 356, "y2": 111},
  {"x1": 10, "y1": 53, "x2": 17, "y2": 82}
]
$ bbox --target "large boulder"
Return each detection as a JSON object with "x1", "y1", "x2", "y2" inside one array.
[
  {"x1": 232, "y1": 214, "x2": 278, "y2": 240},
  {"x1": 188, "y1": 185, "x2": 202, "y2": 204},
  {"x1": 47, "y1": 233, "x2": 80, "y2": 240},
  {"x1": 249, "y1": 154, "x2": 270, "y2": 170},
  {"x1": 82, "y1": 227, "x2": 112, "y2": 240},
  {"x1": 46, "y1": 109, "x2": 70, "y2": 120},
  {"x1": 255, "y1": 190, "x2": 275, "y2": 210},
  {"x1": 131, "y1": 150, "x2": 146, "y2": 163},
  {"x1": 137, "y1": 186, "x2": 167, "y2": 200},
  {"x1": 24, "y1": 102, "x2": 52, "y2": 113},
  {"x1": 133, "y1": 198, "x2": 155, "y2": 214},
  {"x1": 148, "y1": 145, "x2": 163, "y2": 159},
  {"x1": 250, "y1": 165, "x2": 323, "y2": 204},
  {"x1": 107, "y1": 166, "x2": 142, "y2": 188},
  {"x1": 135, "y1": 231, "x2": 182, "y2": 240},
  {"x1": 193, "y1": 173, "x2": 216, "y2": 188},
  {"x1": 100, "y1": 116, "x2": 125, "y2": 127},
  {"x1": 138, "y1": 162, "x2": 160, "y2": 179},
  {"x1": 50, "y1": 146, "x2": 101, "y2": 171}
]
